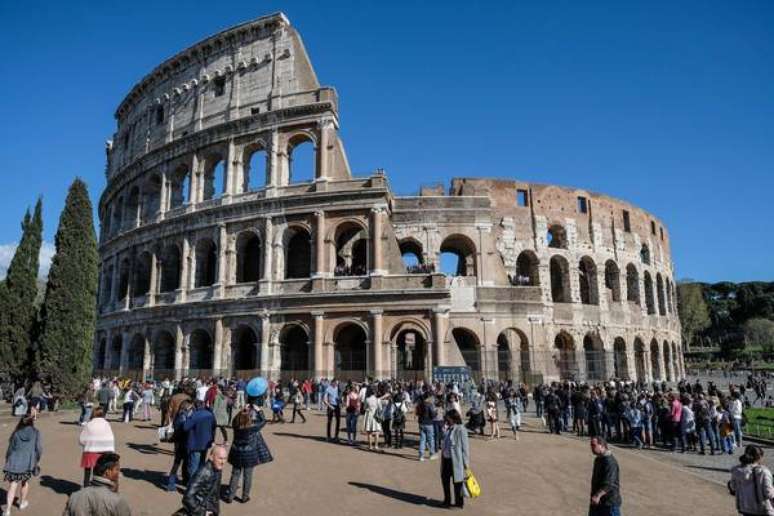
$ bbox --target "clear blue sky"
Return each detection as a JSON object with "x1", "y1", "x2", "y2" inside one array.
[{"x1": 0, "y1": 1, "x2": 772, "y2": 282}]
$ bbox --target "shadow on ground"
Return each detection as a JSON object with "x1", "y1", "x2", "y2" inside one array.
[
  {"x1": 40, "y1": 475, "x2": 80, "y2": 496},
  {"x1": 349, "y1": 481, "x2": 445, "y2": 508}
]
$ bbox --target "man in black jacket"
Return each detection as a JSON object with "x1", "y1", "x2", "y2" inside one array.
[
  {"x1": 588, "y1": 437, "x2": 622, "y2": 516},
  {"x1": 182, "y1": 445, "x2": 226, "y2": 515}
]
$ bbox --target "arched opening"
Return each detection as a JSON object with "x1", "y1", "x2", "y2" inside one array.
[
  {"x1": 280, "y1": 325, "x2": 310, "y2": 378},
  {"x1": 656, "y1": 273, "x2": 666, "y2": 316},
  {"x1": 203, "y1": 155, "x2": 226, "y2": 200},
  {"x1": 605, "y1": 260, "x2": 621, "y2": 302},
  {"x1": 554, "y1": 332, "x2": 576, "y2": 380},
  {"x1": 626, "y1": 264, "x2": 640, "y2": 305},
  {"x1": 126, "y1": 186, "x2": 140, "y2": 229},
  {"x1": 117, "y1": 258, "x2": 131, "y2": 300},
  {"x1": 142, "y1": 174, "x2": 162, "y2": 223},
  {"x1": 244, "y1": 146, "x2": 267, "y2": 191},
  {"x1": 519, "y1": 336, "x2": 531, "y2": 382},
  {"x1": 110, "y1": 335, "x2": 122, "y2": 370},
  {"x1": 396, "y1": 329, "x2": 426, "y2": 377},
  {"x1": 101, "y1": 206, "x2": 112, "y2": 238},
  {"x1": 100, "y1": 266, "x2": 114, "y2": 306},
  {"x1": 613, "y1": 337, "x2": 628, "y2": 379},
  {"x1": 95, "y1": 338, "x2": 106, "y2": 370},
  {"x1": 640, "y1": 244, "x2": 651, "y2": 265},
  {"x1": 153, "y1": 331, "x2": 175, "y2": 373},
  {"x1": 663, "y1": 340, "x2": 672, "y2": 381},
  {"x1": 672, "y1": 341, "x2": 680, "y2": 378},
  {"x1": 514, "y1": 250, "x2": 539, "y2": 286},
  {"x1": 579, "y1": 256, "x2": 599, "y2": 305},
  {"x1": 112, "y1": 196, "x2": 124, "y2": 234},
  {"x1": 644, "y1": 272, "x2": 656, "y2": 314},
  {"x1": 439, "y1": 235, "x2": 477, "y2": 277},
  {"x1": 547, "y1": 224, "x2": 567, "y2": 249},
  {"x1": 666, "y1": 278, "x2": 673, "y2": 314},
  {"x1": 285, "y1": 227, "x2": 312, "y2": 279},
  {"x1": 452, "y1": 328, "x2": 480, "y2": 373},
  {"x1": 189, "y1": 329, "x2": 213, "y2": 371},
  {"x1": 160, "y1": 244, "x2": 181, "y2": 292},
  {"x1": 128, "y1": 335, "x2": 144, "y2": 371},
  {"x1": 333, "y1": 223, "x2": 368, "y2": 277},
  {"x1": 169, "y1": 165, "x2": 191, "y2": 208},
  {"x1": 133, "y1": 252, "x2": 152, "y2": 296},
  {"x1": 236, "y1": 232, "x2": 261, "y2": 283},
  {"x1": 288, "y1": 136, "x2": 315, "y2": 183},
  {"x1": 550, "y1": 255, "x2": 571, "y2": 303},
  {"x1": 650, "y1": 339, "x2": 661, "y2": 380},
  {"x1": 399, "y1": 239, "x2": 425, "y2": 273},
  {"x1": 232, "y1": 326, "x2": 258, "y2": 372},
  {"x1": 194, "y1": 239, "x2": 217, "y2": 288},
  {"x1": 497, "y1": 333, "x2": 512, "y2": 381},
  {"x1": 334, "y1": 323, "x2": 366, "y2": 379},
  {"x1": 583, "y1": 334, "x2": 605, "y2": 382},
  {"x1": 634, "y1": 338, "x2": 646, "y2": 382}
]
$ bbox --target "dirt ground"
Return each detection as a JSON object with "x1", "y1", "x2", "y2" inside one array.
[{"x1": 0, "y1": 406, "x2": 735, "y2": 516}]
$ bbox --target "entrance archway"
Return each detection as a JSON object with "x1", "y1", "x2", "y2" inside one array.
[
  {"x1": 554, "y1": 332, "x2": 576, "y2": 380},
  {"x1": 650, "y1": 339, "x2": 661, "y2": 380},
  {"x1": 613, "y1": 337, "x2": 628, "y2": 380},
  {"x1": 189, "y1": 329, "x2": 213, "y2": 372},
  {"x1": 153, "y1": 331, "x2": 175, "y2": 376},
  {"x1": 280, "y1": 325, "x2": 310, "y2": 379},
  {"x1": 396, "y1": 328, "x2": 426, "y2": 379},
  {"x1": 334, "y1": 323, "x2": 367, "y2": 380},
  {"x1": 583, "y1": 334, "x2": 605, "y2": 382},
  {"x1": 451, "y1": 328, "x2": 480, "y2": 374},
  {"x1": 634, "y1": 338, "x2": 646, "y2": 382},
  {"x1": 233, "y1": 326, "x2": 258, "y2": 372}
]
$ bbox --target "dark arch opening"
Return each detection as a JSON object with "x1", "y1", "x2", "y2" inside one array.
[
  {"x1": 626, "y1": 264, "x2": 640, "y2": 305},
  {"x1": 605, "y1": 260, "x2": 621, "y2": 302},
  {"x1": 640, "y1": 244, "x2": 651, "y2": 265},
  {"x1": 280, "y1": 325, "x2": 310, "y2": 377},
  {"x1": 579, "y1": 256, "x2": 599, "y2": 305},
  {"x1": 613, "y1": 338, "x2": 628, "y2": 380},
  {"x1": 236, "y1": 233, "x2": 261, "y2": 283},
  {"x1": 285, "y1": 228, "x2": 311, "y2": 279},
  {"x1": 656, "y1": 274, "x2": 666, "y2": 316},
  {"x1": 160, "y1": 244, "x2": 181, "y2": 292},
  {"x1": 644, "y1": 272, "x2": 656, "y2": 315},
  {"x1": 555, "y1": 332, "x2": 576, "y2": 380},
  {"x1": 153, "y1": 332, "x2": 175, "y2": 372},
  {"x1": 334, "y1": 324, "x2": 366, "y2": 379},
  {"x1": 452, "y1": 328, "x2": 480, "y2": 373},
  {"x1": 650, "y1": 339, "x2": 661, "y2": 380},
  {"x1": 396, "y1": 329, "x2": 426, "y2": 376},
  {"x1": 550, "y1": 255, "x2": 571, "y2": 303},
  {"x1": 128, "y1": 335, "x2": 144, "y2": 371},
  {"x1": 233, "y1": 326, "x2": 258, "y2": 372},
  {"x1": 634, "y1": 338, "x2": 646, "y2": 382},
  {"x1": 547, "y1": 225, "x2": 567, "y2": 249},
  {"x1": 194, "y1": 239, "x2": 217, "y2": 288},
  {"x1": 514, "y1": 251, "x2": 539, "y2": 286},
  {"x1": 583, "y1": 334, "x2": 604, "y2": 382},
  {"x1": 189, "y1": 329, "x2": 213, "y2": 371},
  {"x1": 399, "y1": 239, "x2": 425, "y2": 273},
  {"x1": 134, "y1": 252, "x2": 152, "y2": 296},
  {"x1": 439, "y1": 235, "x2": 476, "y2": 277},
  {"x1": 334, "y1": 224, "x2": 368, "y2": 277},
  {"x1": 169, "y1": 165, "x2": 191, "y2": 208}
]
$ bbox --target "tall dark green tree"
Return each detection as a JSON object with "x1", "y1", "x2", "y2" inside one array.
[
  {"x1": 0, "y1": 199, "x2": 43, "y2": 384},
  {"x1": 37, "y1": 179, "x2": 98, "y2": 396}
]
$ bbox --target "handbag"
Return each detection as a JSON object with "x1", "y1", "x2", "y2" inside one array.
[{"x1": 464, "y1": 467, "x2": 481, "y2": 498}]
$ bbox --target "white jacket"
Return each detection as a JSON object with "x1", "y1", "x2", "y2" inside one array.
[
  {"x1": 79, "y1": 418, "x2": 115, "y2": 453},
  {"x1": 730, "y1": 464, "x2": 774, "y2": 516}
]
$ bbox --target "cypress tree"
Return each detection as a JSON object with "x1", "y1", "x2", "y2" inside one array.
[
  {"x1": 0, "y1": 199, "x2": 43, "y2": 384},
  {"x1": 37, "y1": 180, "x2": 98, "y2": 396}
]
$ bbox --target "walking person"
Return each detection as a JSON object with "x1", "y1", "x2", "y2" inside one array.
[
  {"x1": 728, "y1": 445, "x2": 774, "y2": 515},
  {"x1": 166, "y1": 400, "x2": 192, "y2": 491},
  {"x1": 181, "y1": 445, "x2": 226, "y2": 516},
  {"x1": 2, "y1": 415, "x2": 41, "y2": 515},
  {"x1": 417, "y1": 393, "x2": 438, "y2": 461},
  {"x1": 486, "y1": 394, "x2": 500, "y2": 440},
  {"x1": 225, "y1": 407, "x2": 273, "y2": 504},
  {"x1": 507, "y1": 390, "x2": 523, "y2": 440},
  {"x1": 78, "y1": 385, "x2": 96, "y2": 426},
  {"x1": 391, "y1": 392, "x2": 407, "y2": 449},
  {"x1": 324, "y1": 380, "x2": 341, "y2": 443},
  {"x1": 182, "y1": 400, "x2": 216, "y2": 479},
  {"x1": 588, "y1": 437, "x2": 622, "y2": 516},
  {"x1": 211, "y1": 385, "x2": 230, "y2": 444},
  {"x1": 363, "y1": 387, "x2": 382, "y2": 451},
  {"x1": 440, "y1": 409, "x2": 469, "y2": 509},
  {"x1": 62, "y1": 453, "x2": 131, "y2": 516},
  {"x1": 121, "y1": 387, "x2": 139, "y2": 423},
  {"x1": 140, "y1": 383, "x2": 154, "y2": 422},
  {"x1": 79, "y1": 406, "x2": 115, "y2": 487},
  {"x1": 290, "y1": 387, "x2": 306, "y2": 424}
]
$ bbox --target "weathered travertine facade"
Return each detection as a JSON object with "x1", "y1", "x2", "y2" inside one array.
[{"x1": 95, "y1": 13, "x2": 683, "y2": 383}]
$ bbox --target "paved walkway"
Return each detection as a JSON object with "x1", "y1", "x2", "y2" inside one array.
[{"x1": 0, "y1": 407, "x2": 737, "y2": 515}]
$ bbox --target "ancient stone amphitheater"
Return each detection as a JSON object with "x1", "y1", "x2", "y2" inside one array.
[{"x1": 95, "y1": 12, "x2": 683, "y2": 383}]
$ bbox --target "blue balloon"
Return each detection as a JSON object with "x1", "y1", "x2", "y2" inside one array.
[{"x1": 246, "y1": 376, "x2": 268, "y2": 397}]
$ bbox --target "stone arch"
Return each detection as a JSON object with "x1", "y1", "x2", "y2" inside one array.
[
  {"x1": 613, "y1": 337, "x2": 628, "y2": 380},
  {"x1": 579, "y1": 256, "x2": 599, "y2": 305},
  {"x1": 280, "y1": 323, "x2": 310, "y2": 378},
  {"x1": 160, "y1": 243, "x2": 181, "y2": 292},
  {"x1": 126, "y1": 186, "x2": 140, "y2": 229},
  {"x1": 656, "y1": 273, "x2": 667, "y2": 316},
  {"x1": 169, "y1": 164, "x2": 191, "y2": 208},
  {"x1": 142, "y1": 173, "x2": 162, "y2": 223},
  {"x1": 95, "y1": 337, "x2": 107, "y2": 370},
  {"x1": 331, "y1": 220, "x2": 369, "y2": 277},
  {"x1": 127, "y1": 334, "x2": 145, "y2": 371},
  {"x1": 189, "y1": 329, "x2": 213, "y2": 371},
  {"x1": 547, "y1": 224, "x2": 568, "y2": 249},
  {"x1": 451, "y1": 327, "x2": 481, "y2": 374},
  {"x1": 640, "y1": 244, "x2": 651, "y2": 265},
  {"x1": 284, "y1": 225, "x2": 312, "y2": 279},
  {"x1": 236, "y1": 231, "x2": 261, "y2": 283},
  {"x1": 333, "y1": 322, "x2": 367, "y2": 379},
  {"x1": 583, "y1": 333, "x2": 605, "y2": 382},
  {"x1": 109, "y1": 334, "x2": 122, "y2": 370},
  {"x1": 117, "y1": 257, "x2": 131, "y2": 300},
  {"x1": 672, "y1": 341, "x2": 680, "y2": 378},
  {"x1": 392, "y1": 321, "x2": 428, "y2": 378},
  {"x1": 399, "y1": 238, "x2": 424, "y2": 272},
  {"x1": 497, "y1": 328, "x2": 529, "y2": 381},
  {"x1": 515, "y1": 250, "x2": 539, "y2": 286},
  {"x1": 202, "y1": 151, "x2": 227, "y2": 200},
  {"x1": 550, "y1": 255, "x2": 571, "y2": 303},
  {"x1": 644, "y1": 271, "x2": 656, "y2": 315},
  {"x1": 152, "y1": 330, "x2": 175, "y2": 373},
  {"x1": 232, "y1": 325, "x2": 259, "y2": 372},
  {"x1": 626, "y1": 263, "x2": 641, "y2": 305},
  {"x1": 605, "y1": 260, "x2": 621, "y2": 302},
  {"x1": 439, "y1": 234, "x2": 477, "y2": 277},
  {"x1": 243, "y1": 141, "x2": 268, "y2": 192},
  {"x1": 133, "y1": 251, "x2": 152, "y2": 296},
  {"x1": 663, "y1": 340, "x2": 672, "y2": 381},
  {"x1": 194, "y1": 238, "x2": 217, "y2": 288},
  {"x1": 554, "y1": 331, "x2": 577, "y2": 380},
  {"x1": 634, "y1": 337, "x2": 646, "y2": 382},
  {"x1": 287, "y1": 132, "x2": 317, "y2": 183},
  {"x1": 112, "y1": 195, "x2": 124, "y2": 234},
  {"x1": 650, "y1": 338, "x2": 661, "y2": 380}
]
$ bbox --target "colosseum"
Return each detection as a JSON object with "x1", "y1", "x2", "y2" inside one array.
[{"x1": 94, "y1": 12, "x2": 684, "y2": 384}]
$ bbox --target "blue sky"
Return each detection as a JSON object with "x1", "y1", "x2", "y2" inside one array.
[{"x1": 0, "y1": 1, "x2": 772, "y2": 282}]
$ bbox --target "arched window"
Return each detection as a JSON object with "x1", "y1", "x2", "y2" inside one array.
[
  {"x1": 126, "y1": 186, "x2": 140, "y2": 229},
  {"x1": 626, "y1": 264, "x2": 640, "y2": 305},
  {"x1": 153, "y1": 331, "x2": 175, "y2": 372},
  {"x1": 578, "y1": 256, "x2": 599, "y2": 305},
  {"x1": 95, "y1": 338, "x2": 106, "y2": 370},
  {"x1": 604, "y1": 260, "x2": 621, "y2": 302},
  {"x1": 100, "y1": 265, "x2": 114, "y2": 306},
  {"x1": 665, "y1": 278, "x2": 673, "y2": 314},
  {"x1": 194, "y1": 239, "x2": 217, "y2": 288},
  {"x1": 280, "y1": 325, "x2": 310, "y2": 378},
  {"x1": 452, "y1": 328, "x2": 480, "y2": 373},
  {"x1": 644, "y1": 271, "x2": 655, "y2": 314},
  {"x1": 288, "y1": 136, "x2": 315, "y2": 183},
  {"x1": 399, "y1": 239, "x2": 425, "y2": 273},
  {"x1": 634, "y1": 338, "x2": 646, "y2": 382},
  {"x1": 334, "y1": 324, "x2": 366, "y2": 379},
  {"x1": 160, "y1": 244, "x2": 181, "y2": 292},
  {"x1": 547, "y1": 224, "x2": 567, "y2": 249},
  {"x1": 663, "y1": 340, "x2": 672, "y2": 381},
  {"x1": 117, "y1": 258, "x2": 131, "y2": 300},
  {"x1": 133, "y1": 252, "x2": 152, "y2": 296},
  {"x1": 497, "y1": 333, "x2": 512, "y2": 381},
  {"x1": 142, "y1": 174, "x2": 162, "y2": 223},
  {"x1": 396, "y1": 329, "x2": 426, "y2": 376},
  {"x1": 236, "y1": 232, "x2": 261, "y2": 283},
  {"x1": 285, "y1": 228, "x2": 311, "y2": 279},
  {"x1": 650, "y1": 339, "x2": 661, "y2": 380},
  {"x1": 583, "y1": 334, "x2": 605, "y2": 381},
  {"x1": 515, "y1": 251, "x2": 539, "y2": 286},
  {"x1": 128, "y1": 335, "x2": 144, "y2": 371},
  {"x1": 439, "y1": 235, "x2": 476, "y2": 277},
  {"x1": 169, "y1": 165, "x2": 191, "y2": 208},
  {"x1": 203, "y1": 154, "x2": 226, "y2": 200},
  {"x1": 101, "y1": 205, "x2": 112, "y2": 238},
  {"x1": 613, "y1": 338, "x2": 628, "y2": 380},
  {"x1": 333, "y1": 223, "x2": 368, "y2": 277},
  {"x1": 109, "y1": 335, "x2": 122, "y2": 370},
  {"x1": 112, "y1": 196, "x2": 124, "y2": 234},
  {"x1": 189, "y1": 329, "x2": 213, "y2": 371},
  {"x1": 550, "y1": 255, "x2": 571, "y2": 303},
  {"x1": 656, "y1": 273, "x2": 666, "y2": 316},
  {"x1": 233, "y1": 326, "x2": 258, "y2": 372},
  {"x1": 554, "y1": 332, "x2": 576, "y2": 380},
  {"x1": 640, "y1": 244, "x2": 650, "y2": 265},
  {"x1": 244, "y1": 146, "x2": 268, "y2": 191}
]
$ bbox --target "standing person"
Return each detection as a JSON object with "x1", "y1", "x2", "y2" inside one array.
[
  {"x1": 182, "y1": 445, "x2": 226, "y2": 516},
  {"x1": 363, "y1": 387, "x2": 382, "y2": 452},
  {"x1": 507, "y1": 391, "x2": 523, "y2": 440},
  {"x1": 270, "y1": 385, "x2": 285, "y2": 424},
  {"x1": 588, "y1": 437, "x2": 622, "y2": 516},
  {"x1": 290, "y1": 387, "x2": 306, "y2": 424},
  {"x1": 78, "y1": 385, "x2": 96, "y2": 426},
  {"x1": 343, "y1": 385, "x2": 360, "y2": 446},
  {"x1": 439, "y1": 409, "x2": 469, "y2": 509},
  {"x1": 728, "y1": 445, "x2": 774, "y2": 515},
  {"x1": 486, "y1": 394, "x2": 500, "y2": 441},
  {"x1": 211, "y1": 385, "x2": 230, "y2": 444},
  {"x1": 96, "y1": 382, "x2": 112, "y2": 415},
  {"x1": 62, "y1": 453, "x2": 131, "y2": 516},
  {"x1": 182, "y1": 400, "x2": 216, "y2": 480},
  {"x1": 625, "y1": 402, "x2": 644, "y2": 449},
  {"x1": 324, "y1": 380, "x2": 341, "y2": 443},
  {"x1": 2, "y1": 415, "x2": 41, "y2": 515},
  {"x1": 121, "y1": 388, "x2": 139, "y2": 423},
  {"x1": 417, "y1": 394, "x2": 438, "y2": 461},
  {"x1": 391, "y1": 392, "x2": 407, "y2": 449},
  {"x1": 79, "y1": 407, "x2": 115, "y2": 487},
  {"x1": 140, "y1": 383, "x2": 155, "y2": 422},
  {"x1": 167, "y1": 400, "x2": 192, "y2": 492},
  {"x1": 226, "y1": 407, "x2": 273, "y2": 504},
  {"x1": 730, "y1": 392, "x2": 745, "y2": 449}
]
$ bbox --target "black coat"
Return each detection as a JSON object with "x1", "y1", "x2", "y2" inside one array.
[
  {"x1": 182, "y1": 461, "x2": 221, "y2": 516},
  {"x1": 228, "y1": 424, "x2": 273, "y2": 469}
]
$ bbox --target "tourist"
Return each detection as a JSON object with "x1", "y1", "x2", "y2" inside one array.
[
  {"x1": 432, "y1": 394, "x2": 444, "y2": 452},
  {"x1": 466, "y1": 389, "x2": 485, "y2": 436},
  {"x1": 270, "y1": 385, "x2": 285, "y2": 424},
  {"x1": 140, "y1": 383, "x2": 155, "y2": 422},
  {"x1": 63, "y1": 452, "x2": 131, "y2": 516},
  {"x1": 11, "y1": 388, "x2": 27, "y2": 418},
  {"x1": 96, "y1": 382, "x2": 112, "y2": 415},
  {"x1": 728, "y1": 445, "x2": 774, "y2": 515},
  {"x1": 226, "y1": 407, "x2": 273, "y2": 504},
  {"x1": 363, "y1": 387, "x2": 382, "y2": 451},
  {"x1": 668, "y1": 393, "x2": 684, "y2": 452},
  {"x1": 290, "y1": 385, "x2": 306, "y2": 424},
  {"x1": 391, "y1": 391, "x2": 407, "y2": 449},
  {"x1": 588, "y1": 437, "x2": 622, "y2": 516},
  {"x1": 2, "y1": 415, "x2": 41, "y2": 515},
  {"x1": 417, "y1": 393, "x2": 438, "y2": 461},
  {"x1": 486, "y1": 392, "x2": 500, "y2": 441},
  {"x1": 78, "y1": 384, "x2": 95, "y2": 425},
  {"x1": 440, "y1": 409, "x2": 469, "y2": 509},
  {"x1": 624, "y1": 402, "x2": 643, "y2": 449},
  {"x1": 182, "y1": 400, "x2": 216, "y2": 479},
  {"x1": 181, "y1": 445, "x2": 226, "y2": 516},
  {"x1": 324, "y1": 379, "x2": 341, "y2": 443},
  {"x1": 507, "y1": 390, "x2": 523, "y2": 440},
  {"x1": 167, "y1": 399, "x2": 193, "y2": 491},
  {"x1": 730, "y1": 392, "x2": 745, "y2": 448},
  {"x1": 110, "y1": 381, "x2": 120, "y2": 414},
  {"x1": 121, "y1": 387, "x2": 139, "y2": 423},
  {"x1": 343, "y1": 384, "x2": 360, "y2": 445},
  {"x1": 79, "y1": 406, "x2": 115, "y2": 487},
  {"x1": 211, "y1": 384, "x2": 230, "y2": 444}
]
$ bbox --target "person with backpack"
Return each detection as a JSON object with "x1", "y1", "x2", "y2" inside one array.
[
  {"x1": 694, "y1": 394, "x2": 715, "y2": 455},
  {"x1": 343, "y1": 384, "x2": 360, "y2": 446},
  {"x1": 391, "y1": 392, "x2": 408, "y2": 449},
  {"x1": 728, "y1": 445, "x2": 774, "y2": 515},
  {"x1": 2, "y1": 415, "x2": 41, "y2": 515}
]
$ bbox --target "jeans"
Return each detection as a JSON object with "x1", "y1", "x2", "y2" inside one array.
[
  {"x1": 672, "y1": 422, "x2": 686, "y2": 452},
  {"x1": 419, "y1": 424, "x2": 436, "y2": 458},
  {"x1": 187, "y1": 450, "x2": 206, "y2": 480},
  {"x1": 732, "y1": 418, "x2": 743, "y2": 447},
  {"x1": 122, "y1": 402, "x2": 134, "y2": 422},
  {"x1": 441, "y1": 457, "x2": 463, "y2": 507},
  {"x1": 536, "y1": 400, "x2": 544, "y2": 418},
  {"x1": 345, "y1": 412, "x2": 358, "y2": 443},
  {"x1": 589, "y1": 504, "x2": 621, "y2": 516},
  {"x1": 228, "y1": 466, "x2": 254, "y2": 499},
  {"x1": 327, "y1": 405, "x2": 341, "y2": 441},
  {"x1": 631, "y1": 426, "x2": 643, "y2": 448},
  {"x1": 433, "y1": 420, "x2": 443, "y2": 451},
  {"x1": 382, "y1": 419, "x2": 393, "y2": 447},
  {"x1": 696, "y1": 420, "x2": 715, "y2": 453},
  {"x1": 79, "y1": 404, "x2": 92, "y2": 424}
]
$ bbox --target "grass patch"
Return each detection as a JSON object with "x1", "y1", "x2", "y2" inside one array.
[{"x1": 745, "y1": 408, "x2": 774, "y2": 439}]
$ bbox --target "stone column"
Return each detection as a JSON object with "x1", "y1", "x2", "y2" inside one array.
[
  {"x1": 174, "y1": 324, "x2": 184, "y2": 381},
  {"x1": 223, "y1": 139, "x2": 236, "y2": 198},
  {"x1": 217, "y1": 224, "x2": 228, "y2": 297},
  {"x1": 213, "y1": 318, "x2": 223, "y2": 374},
  {"x1": 119, "y1": 331, "x2": 129, "y2": 375},
  {"x1": 221, "y1": 325, "x2": 232, "y2": 376},
  {"x1": 179, "y1": 237, "x2": 189, "y2": 302},
  {"x1": 371, "y1": 310, "x2": 383, "y2": 379},
  {"x1": 433, "y1": 309, "x2": 449, "y2": 367},
  {"x1": 159, "y1": 168, "x2": 168, "y2": 218},
  {"x1": 313, "y1": 210, "x2": 326, "y2": 277},
  {"x1": 371, "y1": 208, "x2": 384, "y2": 275},
  {"x1": 475, "y1": 224, "x2": 491, "y2": 287},
  {"x1": 260, "y1": 312, "x2": 271, "y2": 377},
  {"x1": 260, "y1": 217, "x2": 273, "y2": 294},
  {"x1": 142, "y1": 333, "x2": 151, "y2": 381},
  {"x1": 148, "y1": 251, "x2": 158, "y2": 307},
  {"x1": 313, "y1": 312, "x2": 325, "y2": 379},
  {"x1": 265, "y1": 130, "x2": 279, "y2": 196},
  {"x1": 190, "y1": 154, "x2": 200, "y2": 205},
  {"x1": 481, "y1": 318, "x2": 493, "y2": 379},
  {"x1": 317, "y1": 118, "x2": 333, "y2": 181},
  {"x1": 110, "y1": 255, "x2": 120, "y2": 308}
]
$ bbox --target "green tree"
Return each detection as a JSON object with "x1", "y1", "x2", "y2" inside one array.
[
  {"x1": 744, "y1": 318, "x2": 774, "y2": 353},
  {"x1": 0, "y1": 199, "x2": 43, "y2": 384},
  {"x1": 677, "y1": 282, "x2": 711, "y2": 348},
  {"x1": 37, "y1": 180, "x2": 98, "y2": 397}
]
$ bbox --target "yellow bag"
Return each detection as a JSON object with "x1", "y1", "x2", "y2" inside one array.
[{"x1": 465, "y1": 468, "x2": 481, "y2": 498}]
